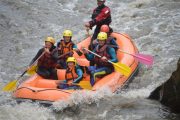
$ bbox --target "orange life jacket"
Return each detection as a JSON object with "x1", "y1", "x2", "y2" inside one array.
[
  {"x1": 58, "y1": 40, "x2": 74, "y2": 59},
  {"x1": 65, "y1": 67, "x2": 78, "y2": 83}
]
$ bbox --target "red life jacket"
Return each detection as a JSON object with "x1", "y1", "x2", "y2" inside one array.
[
  {"x1": 94, "y1": 45, "x2": 112, "y2": 67},
  {"x1": 65, "y1": 67, "x2": 78, "y2": 83},
  {"x1": 38, "y1": 51, "x2": 57, "y2": 69},
  {"x1": 58, "y1": 40, "x2": 74, "y2": 59},
  {"x1": 91, "y1": 5, "x2": 111, "y2": 26}
]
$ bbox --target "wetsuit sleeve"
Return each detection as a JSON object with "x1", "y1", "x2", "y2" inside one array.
[
  {"x1": 29, "y1": 48, "x2": 44, "y2": 66},
  {"x1": 110, "y1": 38, "x2": 119, "y2": 50},
  {"x1": 108, "y1": 47, "x2": 118, "y2": 63},
  {"x1": 73, "y1": 67, "x2": 83, "y2": 83},
  {"x1": 56, "y1": 41, "x2": 61, "y2": 48},
  {"x1": 72, "y1": 44, "x2": 77, "y2": 49},
  {"x1": 51, "y1": 49, "x2": 59, "y2": 60},
  {"x1": 84, "y1": 49, "x2": 96, "y2": 61}
]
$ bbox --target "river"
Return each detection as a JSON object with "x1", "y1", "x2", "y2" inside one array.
[{"x1": 0, "y1": 0, "x2": 180, "y2": 119}]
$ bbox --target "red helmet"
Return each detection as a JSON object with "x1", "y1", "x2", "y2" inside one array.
[{"x1": 100, "y1": 25, "x2": 109, "y2": 33}]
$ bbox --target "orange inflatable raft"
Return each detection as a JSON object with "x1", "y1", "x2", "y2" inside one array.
[{"x1": 13, "y1": 32, "x2": 139, "y2": 104}]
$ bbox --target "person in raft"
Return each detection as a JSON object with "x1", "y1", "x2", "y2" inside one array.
[
  {"x1": 82, "y1": 32, "x2": 118, "y2": 86},
  {"x1": 93, "y1": 24, "x2": 118, "y2": 51},
  {"x1": 84, "y1": 0, "x2": 112, "y2": 49},
  {"x1": 29, "y1": 37, "x2": 58, "y2": 80},
  {"x1": 57, "y1": 57, "x2": 83, "y2": 89},
  {"x1": 56, "y1": 29, "x2": 82, "y2": 69}
]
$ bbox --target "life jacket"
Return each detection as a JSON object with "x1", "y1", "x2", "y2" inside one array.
[
  {"x1": 106, "y1": 36, "x2": 113, "y2": 44},
  {"x1": 58, "y1": 40, "x2": 74, "y2": 59},
  {"x1": 37, "y1": 48, "x2": 57, "y2": 69},
  {"x1": 106, "y1": 36, "x2": 118, "y2": 51},
  {"x1": 91, "y1": 4, "x2": 111, "y2": 26},
  {"x1": 65, "y1": 66, "x2": 78, "y2": 83},
  {"x1": 94, "y1": 45, "x2": 112, "y2": 67}
]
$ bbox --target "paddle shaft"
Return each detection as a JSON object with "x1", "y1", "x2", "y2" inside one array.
[
  {"x1": 21, "y1": 52, "x2": 45, "y2": 78},
  {"x1": 29, "y1": 51, "x2": 45, "y2": 67},
  {"x1": 60, "y1": 81, "x2": 91, "y2": 88},
  {"x1": 109, "y1": 45, "x2": 132, "y2": 55},
  {"x1": 60, "y1": 82, "x2": 79, "y2": 86},
  {"x1": 58, "y1": 49, "x2": 82, "y2": 58},
  {"x1": 83, "y1": 48, "x2": 112, "y2": 63},
  {"x1": 18, "y1": 52, "x2": 45, "y2": 84},
  {"x1": 110, "y1": 45, "x2": 153, "y2": 63},
  {"x1": 2, "y1": 51, "x2": 47, "y2": 91},
  {"x1": 117, "y1": 49, "x2": 151, "y2": 62}
]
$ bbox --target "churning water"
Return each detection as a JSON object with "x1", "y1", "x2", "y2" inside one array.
[{"x1": 0, "y1": 0, "x2": 180, "y2": 119}]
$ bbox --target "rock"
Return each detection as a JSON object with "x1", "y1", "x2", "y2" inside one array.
[{"x1": 149, "y1": 58, "x2": 180, "y2": 113}]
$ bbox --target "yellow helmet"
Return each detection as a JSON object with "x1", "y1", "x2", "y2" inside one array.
[
  {"x1": 63, "y1": 30, "x2": 73, "y2": 37},
  {"x1": 66, "y1": 57, "x2": 77, "y2": 65},
  {"x1": 97, "y1": 32, "x2": 107, "y2": 41},
  {"x1": 45, "y1": 37, "x2": 55, "y2": 45}
]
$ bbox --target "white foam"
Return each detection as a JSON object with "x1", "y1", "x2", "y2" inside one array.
[{"x1": 53, "y1": 86, "x2": 113, "y2": 111}]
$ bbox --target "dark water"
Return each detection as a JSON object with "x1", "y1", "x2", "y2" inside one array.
[{"x1": 0, "y1": 0, "x2": 180, "y2": 119}]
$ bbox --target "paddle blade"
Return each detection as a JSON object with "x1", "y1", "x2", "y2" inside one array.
[
  {"x1": 112, "y1": 62, "x2": 131, "y2": 77},
  {"x1": 134, "y1": 53, "x2": 154, "y2": 67},
  {"x1": 78, "y1": 81, "x2": 92, "y2": 90},
  {"x1": 27, "y1": 65, "x2": 37, "y2": 75},
  {"x1": 2, "y1": 80, "x2": 17, "y2": 91}
]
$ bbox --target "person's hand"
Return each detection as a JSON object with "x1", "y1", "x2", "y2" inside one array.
[
  {"x1": 73, "y1": 48, "x2": 83, "y2": 56},
  {"x1": 26, "y1": 66, "x2": 31, "y2": 71},
  {"x1": 55, "y1": 80, "x2": 62, "y2": 85},
  {"x1": 58, "y1": 47, "x2": 62, "y2": 51},
  {"x1": 81, "y1": 46, "x2": 88, "y2": 54},
  {"x1": 44, "y1": 48, "x2": 50, "y2": 54},
  {"x1": 85, "y1": 22, "x2": 90, "y2": 28},
  {"x1": 101, "y1": 56, "x2": 108, "y2": 62},
  {"x1": 92, "y1": 40, "x2": 98, "y2": 44},
  {"x1": 73, "y1": 48, "x2": 78, "y2": 52},
  {"x1": 68, "y1": 82, "x2": 73, "y2": 86}
]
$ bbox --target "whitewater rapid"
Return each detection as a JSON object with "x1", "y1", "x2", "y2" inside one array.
[{"x1": 0, "y1": 0, "x2": 180, "y2": 119}]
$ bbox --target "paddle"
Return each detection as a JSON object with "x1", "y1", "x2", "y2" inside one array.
[
  {"x1": 27, "y1": 49, "x2": 83, "y2": 75},
  {"x1": 2, "y1": 52, "x2": 45, "y2": 92},
  {"x1": 118, "y1": 49, "x2": 154, "y2": 67},
  {"x1": 59, "y1": 81, "x2": 92, "y2": 90},
  {"x1": 110, "y1": 45, "x2": 154, "y2": 67},
  {"x1": 26, "y1": 64, "x2": 37, "y2": 75},
  {"x1": 58, "y1": 48, "x2": 83, "y2": 58},
  {"x1": 2, "y1": 71, "x2": 27, "y2": 91},
  {"x1": 82, "y1": 48, "x2": 131, "y2": 76}
]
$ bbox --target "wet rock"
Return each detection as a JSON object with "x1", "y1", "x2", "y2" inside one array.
[{"x1": 149, "y1": 58, "x2": 180, "y2": 113}]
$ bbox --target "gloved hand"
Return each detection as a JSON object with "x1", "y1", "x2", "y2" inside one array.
[
  {"x1": 85, "y1": 22, "x2": 90, "y2": 28},
  {"x1": 81, "y1": 47, "x2": 89, "y2": 54},
  {"x1": 62, "y1": 80, "x2": 67, "y2": 83},
  {"x1": 68, "y1": 51, "x2": 74, "y2": 56},
  {"x1": 101, "y1": 56, "x2": 108, "y2": 62},
  {"x1": 73, "y1": 48, "x2": 83, "y2": 56}
]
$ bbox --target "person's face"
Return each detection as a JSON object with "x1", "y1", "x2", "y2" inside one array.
[
  {"x1": 98, "y1": 40, "x2": 106, "y2": 46},
  {"x1": 97, "y1": 0, "x2": 104, "y2": 6},
  {"x1": 64, "y1": 36, "x2": 71, "y2": 42},
  {"x1": 45, "y1": 42, "x2": 53, "y2": 49},
  {"x1": 67, "y1": 62, "x2": 75, "y2": 68}
]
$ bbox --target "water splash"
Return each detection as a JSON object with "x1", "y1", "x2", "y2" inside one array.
[{"x1": 52, "y1": 86, "x2": 113, "y2": 111}]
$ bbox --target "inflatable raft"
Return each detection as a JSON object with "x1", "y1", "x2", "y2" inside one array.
[{"x1": 13, "y1": 32, "x2": 139, "y2": 104}]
